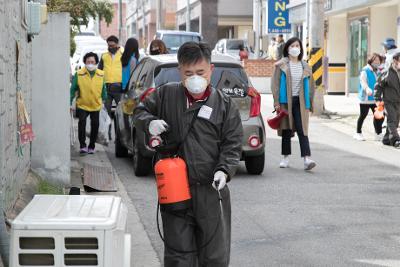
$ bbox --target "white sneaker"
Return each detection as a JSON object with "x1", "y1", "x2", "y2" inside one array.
[
  {"x1": 353, "y1": 133, "x2": 366, "y2": 141},
  {"x1": 279, "y1": 156, "x2": 289, "y2": 168},
  {"x1": 304, "y1": 157, "x2": 316, "y2": 171},
  {"x1": 375, "y1": 133, "x2": 383, "y2": 141}
]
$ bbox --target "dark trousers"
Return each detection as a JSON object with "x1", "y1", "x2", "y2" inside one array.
[
  {"x1": 161, "y1": 184, "x2": 231, "y2": 267},
  {"x1": 77, "y1": 108, "x2": 99, "y2": 149},
  {"x1": 282, "y1": 97, "x2": 311, "y2": 157},
  {"x1": 382, "y1": 101, "x2": 400, "y2": 146},
  {"x1": 104, "y1": 83, "x2": 122, "y2": 118},
  {"x1": 357, "y1": 103, "x2": 384, "y2": 134}
]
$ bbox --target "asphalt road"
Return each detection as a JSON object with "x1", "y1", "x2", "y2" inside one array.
[{"x1": 105, "y1": 101, "x2": 400, "y2": 267}]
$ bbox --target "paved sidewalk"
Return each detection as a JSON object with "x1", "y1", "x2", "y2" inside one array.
[{"x1": 70, "y1": 144, "x2": 161, "y2": 267}]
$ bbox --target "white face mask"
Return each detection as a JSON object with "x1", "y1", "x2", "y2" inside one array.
[
  {"x1": 86, "y1": 64, "x2": 97, "y2": 72},
  {"x1": 185, "y1": 75, "x2": 208, "y2": 95},
  {"x1": 289, "y1": 47, "x2": 301, "y2": 57}
]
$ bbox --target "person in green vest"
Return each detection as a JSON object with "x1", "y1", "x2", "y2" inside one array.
[
  {"x1": 98, "y1": 35, "x2": 124, "y2": 140},
  {"x1": 70, "y1": 52, "x2": 107, "y2": 155}
]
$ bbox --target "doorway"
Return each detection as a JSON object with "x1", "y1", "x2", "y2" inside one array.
[{"x1": 348, "y1": 17, "x2": 369, "y2": 93}]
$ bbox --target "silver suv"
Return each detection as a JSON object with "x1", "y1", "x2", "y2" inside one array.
[{"x1": 114, "y1": 54, "x2": 266, "y2": 176}]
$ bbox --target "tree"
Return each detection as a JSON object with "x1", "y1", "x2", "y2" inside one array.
[{"x1": 47, "y1": 0, "x2": 114, "y2": 55}]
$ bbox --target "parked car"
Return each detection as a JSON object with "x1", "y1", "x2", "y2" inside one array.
[
  {"x1": 114, "y1": 54, "x2": 265, "y2": 176},
  {"x1": 152, "y1": 30, "x2": 203, "y2": 54},
  {"x1": 212, "y1": 38, "x2": 255, "y2": 60}
]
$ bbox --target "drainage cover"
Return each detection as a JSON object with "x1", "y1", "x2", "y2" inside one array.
[{"x1": 82, "y1": 163, "x2": 117, "y2": 192}]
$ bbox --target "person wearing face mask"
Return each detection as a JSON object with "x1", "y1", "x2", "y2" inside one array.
[
  {"x1": 374, "y1": 52, "x2": 400, "y2": 148},
  {"x1": 98, "y1": 35, "x2": 124, "y2": 139},
  {"x1": 271, "y1": 37, "x2": 316, "y2": 170},
  {"x1": 149, "y1": 39, "x2": 168, "y2": 55},
  {"x1": 134, "y1": 42, "x2": 243, "y2": 266},
  {"x1": 354, "y1": 53, "x2": 385, "y2": 141},
  {"x1": 70, "y1": 52, "x2": 107, "y2": 154}
]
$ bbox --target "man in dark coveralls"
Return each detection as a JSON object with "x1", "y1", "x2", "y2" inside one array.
[{"x1": 134, "y1": 42, "x2": 243, "y2": 266}]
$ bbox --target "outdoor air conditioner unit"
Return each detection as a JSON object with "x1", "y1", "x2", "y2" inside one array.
[
  {"x1": 10, "y1": 195, "x2": 131, "y2": 267},
  {"x1": 27, "y1": 1, "x2": 41, "y2": 35}
]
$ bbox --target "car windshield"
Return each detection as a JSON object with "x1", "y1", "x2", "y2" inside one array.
[
  {"x1": 154, "y1": 65, "x2": 249, "y2": 96},
  {"x1": 226, "y1": 40, "x2": 244, "y2": 50},
  {"x1": 162, "y1": 34, "x2": 201, "y2": 50}
]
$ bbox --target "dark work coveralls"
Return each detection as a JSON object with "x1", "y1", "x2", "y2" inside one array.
[
  {"x1": 134, "y1": 82, "x2": 243, "y2": 267},
  {"x1": 374, "y1": 66, "x2": 400, "y2": 146}
]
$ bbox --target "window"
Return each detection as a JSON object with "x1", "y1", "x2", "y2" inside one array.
[
  {"x1": 226, "y1": 40, "x2": 244, "y2": 50},
  {"x1": 127, "y1": 60, "x2": 146, "y2": 91}
]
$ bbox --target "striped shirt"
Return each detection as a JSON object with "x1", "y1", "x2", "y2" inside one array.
[{"x1": 289, "y1": 61, "x2": 303, "y2": 96}]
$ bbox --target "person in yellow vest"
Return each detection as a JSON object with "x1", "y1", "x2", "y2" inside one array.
[
  {"x1": 70, "y1": 52, "x2": 107, "y2": 155},
  {"x1": 98, "y1": 35, "x2": 124, "y2": 140}
]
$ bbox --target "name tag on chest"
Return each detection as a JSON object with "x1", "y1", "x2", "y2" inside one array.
[{"x1": 198, "y1": 105, "x2": 213, "y2": 120}]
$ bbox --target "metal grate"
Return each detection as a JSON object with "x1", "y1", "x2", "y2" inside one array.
[{"x1": 82, "y1": 163, "x2": 117, "y2": 192}]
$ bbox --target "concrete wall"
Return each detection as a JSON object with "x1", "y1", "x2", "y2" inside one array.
[
  {"x1": 0, "y1": 0, "x2": 32, "y2": 209},
  {"x1": 218, "y1": 0, "x2": 253, "y2": 16},
  {"x1": 326, "y1": 15, "x2": 347, "y2": 93},
  {"x1": 31, "y1": 13, "x2": 70, "y2": 186},
  {"x1": 370, "y1": 5, "x2": 398, "y2": 54}
]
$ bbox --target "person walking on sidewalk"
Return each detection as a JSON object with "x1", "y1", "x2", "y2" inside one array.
[
  {"x1": 354, "y1": 53, "x2": 385, "y2": 141},
  {"x1": 134, "y1": 42, "x2": 243, "y2": 267},
  {"x1": 374, "y1": 52, "x2": 400, "y2": 148},
  {"x1": 121, "y1": 37, "x2": 139, "y2": 91},
  {"x1": 276, "y1": 34, "x2": 285, "y2": 60},
  {"x1": 98, "y1": 35, "x2": 124, "y2": 139},
  {"x1": 382, "y1": 38, "x2": 400, "y2": 72},
  {"x1": 70, "y1": 52, "x2": 107, "y2": 154},
  {"x1": 271, "y1": 37, "x2": 316, "y2": 170}
]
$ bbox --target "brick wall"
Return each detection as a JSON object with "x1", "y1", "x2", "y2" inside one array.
[
  {"x1": 243, "y1": 59, "x2": 276, "y2": 77},
  {"x1": 100, "y1": 3, "x2": 127, "y2": 44},
  {"x1": 0, "y1": 0, "x2": 32, "y2": 208}
]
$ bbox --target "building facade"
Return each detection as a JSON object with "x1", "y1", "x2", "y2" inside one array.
[
  {"x1": 126, "y1": 0, "x2": 177, "y2": 49},
  {"x1": 289, "y1": 0, "x2": 400, "y2": 94},
  {"x1": 176, "y1": 0, "x2": 253, "y2": 47},
  {"x1": 99, "y1": 0, "x2": 127, "y2": 44}
]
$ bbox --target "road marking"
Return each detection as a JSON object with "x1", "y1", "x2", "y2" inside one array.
[{"x1": 355, "y1": 259, "x2": 400, "y2": 267}]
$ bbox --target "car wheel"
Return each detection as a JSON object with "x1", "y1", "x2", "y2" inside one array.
[
  {"x1": 244, "y1": 153, "x2": 265, "y2": 175},
  {"x1": 133, "y1": 136, "x2": 152, "y2": 176},
  {"x1": 115, "y1": 118, "x2": 129, "y2": 158}
]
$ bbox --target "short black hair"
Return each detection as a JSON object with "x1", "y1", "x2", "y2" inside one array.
[
  {"x1": 177, "y1": 42, "x2": 211, "y2": 66},
  {"x1": 283, "y1": 37, "x2": 304, "y2": 60},
  {"x1": 106, "y1": 35, "x2": 119, "y2": 44},
  {"x1": 83, "y1": 52, "x2": 99, "y2": 64},
  {"x1": 278, "y1": 34, "x2": 284, "y2": 38}
]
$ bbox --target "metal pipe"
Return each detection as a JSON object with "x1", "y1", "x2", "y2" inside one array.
[
  {"x1": 0, "y1": 197, "x2": 9, "y2": 267},
  {"x1": 119, "y1": 0, "x2": 123, "y2": 42},
  {"x1": 186, "y1": 0, "x2": 191, "y2": 32}
]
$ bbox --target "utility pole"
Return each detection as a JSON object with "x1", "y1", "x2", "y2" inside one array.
[
  {"x1": 186, "y1": 0, "x2": 191, "y2": 32},
  {"x1": 309, "y1": 0, "x2": 325, "y2": 115},
  {"x1": 118, "y1": 0, "x2": 123, "y2": 42},
  {"x1": 253, "y1": 0, "x2": 261, "y2": 58},
  {"x1": 156, "y1": 0, "x2": 161, "y2": 30},
  {"x1": 142, "y1": 0, "x2": 146, "y2": 47}
]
